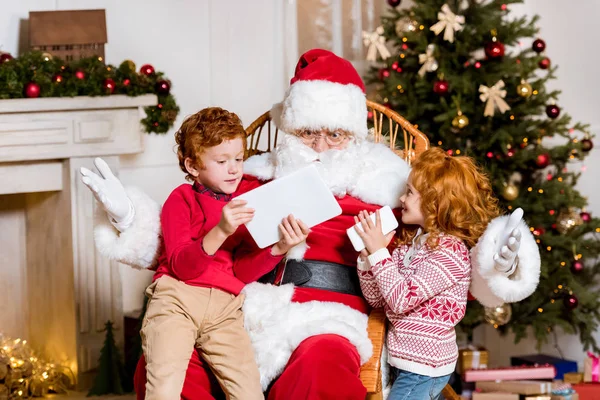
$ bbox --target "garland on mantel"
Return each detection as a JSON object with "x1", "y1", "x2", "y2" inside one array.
[{"x1": 0, "y1": 51, "x2": 179, "y2": 134}]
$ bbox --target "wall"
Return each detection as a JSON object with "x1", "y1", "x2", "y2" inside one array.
[{"x1": 1, "y1": 0, "x2": 296, "y2": 317}]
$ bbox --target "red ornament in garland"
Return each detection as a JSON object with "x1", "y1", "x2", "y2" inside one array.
[
  {"x1": 580, "y1": 212, "x2": 591, "y2": 222},
  {"x1": 571, "y1": 260, "x2": 584, "y2": 274},
  {"x1": 155, "y1": 80, "x2": 171, "y2": 94},
  {"x1": 140, "y1": 64, "x2": 155, "y2": 76},
  {"x1": 0, "y1": 53, "x2": 13, "y2": 63},
  {"x1": 539, "y1": 57, "x2": 551, "y2": 69},
  {"x1": 122, "y1": 78, "x2": 131, "y2": 87},
  {"x1": 535, "y1": 153, "x2": 551, "y2": 168},
  {"x1": 378, "y1": 68, "x2": 390, "y2": 80},
  {"x1": 581, "y1": 138, "x2": 594, "y2": 152},
  {"x1": 532, "y1": 39, "x2": 546, "y2": 53},
  {"x1": 532, "y1": 226, "x2": 545, "y2": 236},
  {"x1": 564, "y1": 294, "x2": 578, "y2": 310},
  {"x1": 52, "y1": 74, "x2": 63, "y2": 83},
  {"x1": 485, "y1": 41, "x2": 505, "y2": 59},
  {"x1": 103, "y1": 78, "x2": 116, "y2": 94},
  {"x1": 387, "y1": 0, "x2": 402, "y2": 7},
  {"x1": 391, "y1": 61, "x2": 399, "y2": 71},
  {"x1": 433, "y1": 80, "x2": 449, "y2": 95},
  {"x1": 546, "y1": 104, "x2": 560, "y2": 119},
  {"x1": 75, "y1": 69, "x2": 86, "y2": 80},
  {"x1": 24, "y1": 82, "x2": 41, "y2": 98}
]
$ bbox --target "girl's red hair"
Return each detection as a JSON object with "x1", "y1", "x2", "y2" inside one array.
[{"x1": 397, "y1": 147, "x2": 500, "y2": 248}]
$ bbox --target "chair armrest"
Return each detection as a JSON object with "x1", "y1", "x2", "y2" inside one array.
[{"x1": 359, "y1": 307, "x2": 386, "y2": 394}]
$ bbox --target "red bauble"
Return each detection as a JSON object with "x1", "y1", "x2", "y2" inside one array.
[
  {"x1": 103, "y1": 78, "x2": 116, "y2": 94},
  {"x1": 581, "y1": 212, "x2": 591, "y2": 222},
  {"x1": 533, "y1": 226, "x2": 546, "y2": 236},
  {"x1": 155, "y1": 80, "x2": 171, "y2": 94},
  {"x1": 571, "y1": 260, "x2": 584, "y2": 274},
  {"x1": 122, "y1": 78, "x2": 131, "y2": 87},
  {"x1": 433, "y1": 80, "x2": 449, "y2": 95},
  {"x1": 140, "y1": 64, "x2": 155, "y2": 75},
  {"x1": 391, "y1": 61, "x2": 399, "y2": 70},
  {"x1": 485, "y1": 41, "x2": 505, "y2": 59},
  {"x1": 539, "y1": 57, "x2": 551, "y2": 69},
  {"x1": 564, "y1": 294, "x2": 578, "y2": 310},
  {"x1": 75, "y1": 70, "x2": 86, "y2": 80},
  {"x1": 367, "y1": 111, "x2": 374, "y2": 120},
  {"x1": 52, "y1": 74, "x2": 63, "y2": 83},
  {"x1": 24, "y1": 82, "x2": 40, "y2": 98},
  {"x1": 387, "y1": 0, "x2": 402, "y2": 7},
  {"x1": 0, "y1": 53, "x2": 13, "y2": 63},
  {"x1": 581, "y1": 138, "x2": 594, "y2": 152},
  {"x1": 532, "y1": 39, "x2": 546, "y2": 53},
  {"x1": 546, "y1": 104, "x2": 560, "y2": 119},
  {"x1": 383, "y1": 102, "x2": 392, "y2": 109},
  {"x1": 378, "y1": 68, "x2": 390, "y2": 80},
  {"x1": 535, "y1": 153, "x2": 551, "y2": 168}
]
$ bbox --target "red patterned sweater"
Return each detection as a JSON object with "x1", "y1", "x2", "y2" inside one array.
[{"x1": 357, "y1": 233, "x2": 471, "y2": 377}]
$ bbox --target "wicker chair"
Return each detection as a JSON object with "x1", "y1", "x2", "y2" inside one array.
[{"x1": 245, "y1": 101, "x2": 460, "y2": 400}]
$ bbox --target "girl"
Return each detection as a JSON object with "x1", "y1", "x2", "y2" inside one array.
[{"x1": 354, "y1": 147, "x2": 499, "y2": 400}]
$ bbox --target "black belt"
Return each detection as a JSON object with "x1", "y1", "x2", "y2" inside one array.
[{"x1": 259, "y1": 259, "x2": 361, "y2": 297}]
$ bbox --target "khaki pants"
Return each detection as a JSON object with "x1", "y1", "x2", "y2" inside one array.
[{"x1": 140, "y1": 275, "x2": 263, "y2": 400}]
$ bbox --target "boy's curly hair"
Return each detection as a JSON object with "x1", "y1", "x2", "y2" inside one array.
[
  {"x1": 397, "y1": 147, "x2": 500, "y2": 248},
  {"x1": 175, "y1": 107, "x2": 247, "y2": 181}
]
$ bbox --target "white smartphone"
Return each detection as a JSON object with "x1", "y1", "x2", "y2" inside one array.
[
  {"x1": 346, "y1": 205, "x2": 399, "y2": 252},
  {"x1": 497, "y1": 207, "x2": 523, "y2": 254}
]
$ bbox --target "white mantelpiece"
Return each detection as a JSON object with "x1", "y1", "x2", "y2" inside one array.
[{"x1": 0, "y1": 94, "x2": 156, "y2": 389}]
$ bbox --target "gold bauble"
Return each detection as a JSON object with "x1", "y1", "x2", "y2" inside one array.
[
  {"x1": 556, "y1": 208, "x2": 583, "y2": 234},
  {"x1": 502, "y1": 183, "x2": 519, "y2": 201},
  {"x1": 452, "y1": 113, "x2": 470, "y2": 129},
  {"x1": 41, "y1": 52, "x2": 53, "y2": 62},
  {"x1": 484, "y1": 303, "x2": 512, "y2": 326},
  {"x1": 121, "y1": 59, "x2": 136, "y2": 72},
  {"x1": 517, "y1": 80, "x2": 532, "y2": 98}
]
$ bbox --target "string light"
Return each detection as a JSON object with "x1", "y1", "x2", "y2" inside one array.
[{"x1": 538, "y1": 308, "x2": 543, "y2": 313}]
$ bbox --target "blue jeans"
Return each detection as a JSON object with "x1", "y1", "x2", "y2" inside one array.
[{"x1": 388, "y1": 367, "x2": 451, "y2": 400}]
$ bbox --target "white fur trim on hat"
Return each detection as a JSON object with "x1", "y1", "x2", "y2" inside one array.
[
  {"x1": 242, "y1": 282, "x2": 373, "y2": 391},
  {"x1": 94, "y1": 187, "x2": 162, "y2": 270},
  {"x1": 469, "y1": 215, "x2": 541, "y2": 307},
  {"x1": 279, "y1": 80, "x2": 368, "y2": 139}
]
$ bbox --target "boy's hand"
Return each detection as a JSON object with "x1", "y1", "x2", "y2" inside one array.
[
  {"x1": 354, "y1": 210, "x2": 395, "y2": 255},
  {"x1": 272, "y1": 215, "x2": 311, "y2": 256},
  {"x1": 217, "y1": 199, "x2": 255, "y2": 236}
]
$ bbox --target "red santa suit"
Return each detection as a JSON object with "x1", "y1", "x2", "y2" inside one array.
[{"x1": 94, "y1": 49, "x2": 541, "y2": 400}]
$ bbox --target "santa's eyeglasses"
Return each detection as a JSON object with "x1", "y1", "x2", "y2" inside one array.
[{"x1": 294, "y1": 129, "x2": 349, "y2": 146}]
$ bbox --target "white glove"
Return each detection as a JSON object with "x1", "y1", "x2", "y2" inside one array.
[
  {"x1": 80, "y1": 157, "x2": 135, "y2": 232},
  {"x1": 493, "y1": 228, "x2": 521, "y2": 275}
]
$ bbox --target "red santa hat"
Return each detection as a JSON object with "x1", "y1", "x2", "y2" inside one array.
[{"x1": 271, "y1": 49, "x2": 369, "y2": 140}]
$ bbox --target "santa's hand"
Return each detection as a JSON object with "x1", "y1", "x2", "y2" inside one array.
[
  {"x1": 494, "y1": 228, "x2": 521, "y2": 275},
  {"x1": 272, "y1": 215, "x2": 310, "y2": 256},
  {"x1": 80, "y1": 158, "x2": 134, "y2": 230}
]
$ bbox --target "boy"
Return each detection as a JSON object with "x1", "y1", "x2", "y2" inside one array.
[{"x1": 141, "y1": 107, "x2": 309, "y2": 400}]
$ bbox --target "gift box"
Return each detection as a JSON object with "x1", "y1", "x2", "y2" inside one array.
[
  {"x1": 511, "y1": 354, "x2": 578, "y2": 380},
  {"x1": 563, "y1": 372, "x2": 584, "y2": 385},
  {"x1": 465, "y1": 365, "x2": 556, "y2": 382},
  {"x1": 572, "y1": 383, "x2": 600, "y2": 400},
  {"x1": 459, "y1": 346, "x2": 489, "y2": 374},
  {"x1": 551, "y1": 395, "x2": 578, "y2": 400},
  {"x1": 551, "y1": 383, "x2": 579, "y2": 400},
  {"x1": 583, "y1": 353, "x2": 600, "y2": 383},
  {"x1": 472, "y1": 393, "x2": 519, "y2": 400},
  {"x1": 476, "y1": 380, "x2": 552, "y2": 395}
]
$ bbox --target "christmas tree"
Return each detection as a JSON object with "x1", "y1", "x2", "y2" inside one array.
[
  {"x1": 88, "y1": 321, "x2": 128, "y2": 396},
  {"x1": 365, "y1": 0, "x2": 600, "y2": 350}
]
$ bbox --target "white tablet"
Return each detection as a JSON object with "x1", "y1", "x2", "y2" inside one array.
[{"x1": 237, "y1": 164, "x2": 342, "y2": 248}]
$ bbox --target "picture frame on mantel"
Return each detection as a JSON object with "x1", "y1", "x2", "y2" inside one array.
[{"x1": 29, "y1": 9, "x2": 107, "y2": 62}]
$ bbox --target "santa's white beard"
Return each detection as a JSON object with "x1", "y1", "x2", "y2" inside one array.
[{"x1": 274, "y1": 134, "x2": 362, "y2": 197}]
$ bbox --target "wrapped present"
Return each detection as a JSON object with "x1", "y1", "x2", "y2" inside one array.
[
  {"x1": 563, "y1": 372, "x2": 583, "y2": 385},
  {"x1": 465, "y1": 365, "x2": 556, "y2": 382},
  {"x1": 511, "y1": 354, "x2": 578, "y2": 380},
  {"x1": 583, "y1": 352, "x2": 600, "y2": 383},
  {"x1": 476, "y1": 380, "x2": 552, "y2": 395},
  {"x1": 550, "y1": 382, "x2": 578, "y2": 400},
  {"x1": 459, "y1": 345, "x2": 489, "y2": 374},
  {"x1": 571, "y1": 383, "x2": 600, "y2": 400}
]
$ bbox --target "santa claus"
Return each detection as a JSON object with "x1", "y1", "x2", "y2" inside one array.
[{"x1": 81, "y1": 49, "x2": 540, "y2": 399}]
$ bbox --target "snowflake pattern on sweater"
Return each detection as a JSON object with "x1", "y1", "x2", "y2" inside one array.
[{"x1": 358, "y1": 234, "x2": 471, "y2": 377}]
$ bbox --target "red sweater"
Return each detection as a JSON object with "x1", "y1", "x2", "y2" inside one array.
[{"x1": 153, "y1": 176, "x2": 284, "y2": 295}]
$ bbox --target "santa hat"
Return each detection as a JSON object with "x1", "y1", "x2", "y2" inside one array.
[{"x1": 271, "y1": 49, "x2": 369, "y2": 140}]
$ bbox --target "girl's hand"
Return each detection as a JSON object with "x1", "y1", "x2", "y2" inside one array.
[
  {"x1": 354, "y1": 210, "x2": 395, "y2": 255},
  {"x1": 272, "y1": 215, "x2": 311, "y2": 256}
]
